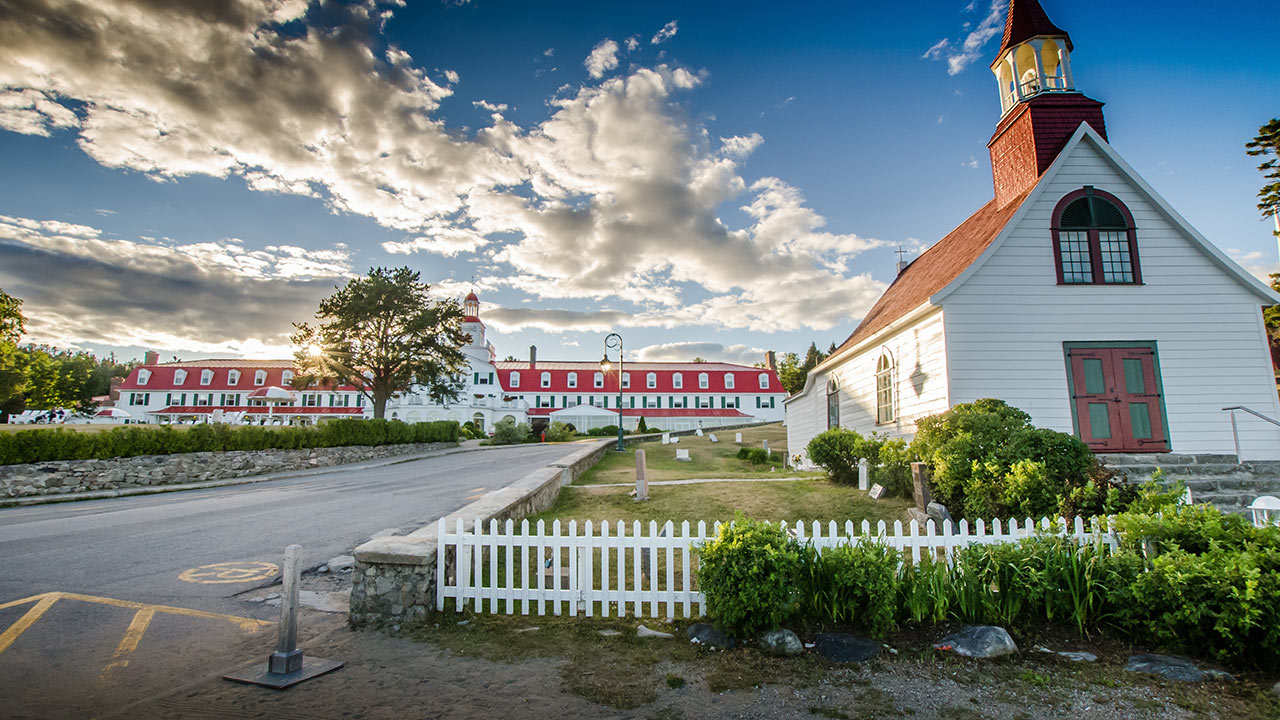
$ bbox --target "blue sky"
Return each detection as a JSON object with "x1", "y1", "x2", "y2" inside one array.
[{"x1": 0, "y1": 0, "x2": 1276, "y2": 366}]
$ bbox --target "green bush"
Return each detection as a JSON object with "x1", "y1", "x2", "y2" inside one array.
[
  {"x1": 697, "y1": 516, "x2": 802, "y2": 637},
  {"x1": 736, "y1": 446, "x2": 770, "y2": 465},
  {"x1": 0, "y1": 419, "x2": 459, "y2": 465},
  {"x1": 796, "y1": 540, "x2": 898, "y2": 636},
  {"x1": 636, "y1": 416, "x2": 649, "y2": 433},
  {"x1": 490, "y1": 418, "x2": 531, "y2": 445},
  {"x1": 543, "y1": 421, "x2": 575, "y2": 443},
  {"x1": 806, "y1": 428, "x2": 914, "y2": 496},
  {"x1": 586, "y1": 425, "x2": 625, "y2": 437},
  {"x1": 911, "y1": 399, "x2": 1127, "y2": 519}
]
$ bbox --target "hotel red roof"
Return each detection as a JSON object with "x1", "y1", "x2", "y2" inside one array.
[
  {"x1": 150, "y1": 406, "x2": 363, "y2": 415},
  {"x1": 494, "y1": 361, "x2": 784, "y2": 394},
  {"x1": 117, "y1": 361, "x2": 361, "y2": 392},
  {"x1": 527, "y1": 408, "x2": 752, "y2": 419},
  {"x1": 993, "y1": 0, "x2": 1072, "y2": 60}
]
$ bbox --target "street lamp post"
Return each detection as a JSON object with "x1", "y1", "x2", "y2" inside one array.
[{"x1": 600, "y1": 333, "x2": 625, "y2": 452}]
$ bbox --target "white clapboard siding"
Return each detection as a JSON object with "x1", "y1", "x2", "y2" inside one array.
[
  {"x1": 944, "y1": 136, "x2": 1280, "y2": 459},
  {"x1": 436, "y1": 515, "x2": 1117, "y2": 618}
]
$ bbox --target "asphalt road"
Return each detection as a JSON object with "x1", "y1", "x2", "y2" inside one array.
[{"x1": 0, "y1": 442, "x2": 588, "y2": 718}]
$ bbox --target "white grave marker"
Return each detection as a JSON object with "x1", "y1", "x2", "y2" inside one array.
[
  {"x1": 708, "y1": 433, "x2": 719, "y2": 443},
  {"x1": 858, "y1": 458, "x2": 869, "y2": 492},
  {"x1": 675, "y1": 449, "x2": 692, "y2": 462},
  {"x1": 735, "y1": 433, "x2": 743, "y2": 444},
  {"x1": 762, "y1": 439, "x2": 770, "y2": 457},
  {"x1": 670, "y1": 436, "x2": 679, "y2": 443},
  {"x1": 695, "y1": 428, "x2": 704, "y2": 437},
  {"x1": 868, "y1": 484, "x2": 885, "y2": 500},
  {"x1": 661, "y1": 433, "x2": 670, "y2": 445}
]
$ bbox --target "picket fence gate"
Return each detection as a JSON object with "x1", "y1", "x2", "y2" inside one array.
[{"x1": 436, "y1": 515, "x2": 1118, "y2": 619}]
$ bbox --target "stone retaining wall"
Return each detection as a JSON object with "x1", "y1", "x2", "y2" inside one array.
[
  {"x1": 0, "y1": 442, "x2": 455, "y2": 499},
  {"x1": 350, "y1": 439, "x2": 614, "y2": 628}
]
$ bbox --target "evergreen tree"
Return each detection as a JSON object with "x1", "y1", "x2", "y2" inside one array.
[{"x1": 1246, "y1": 118, "x2": 1280, "y2": 234}]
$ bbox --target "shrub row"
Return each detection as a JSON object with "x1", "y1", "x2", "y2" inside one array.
[
  {"x1": 698, "y1": 502, "x2": 1280, "y2": 668},
  {"x1": 805, "y1": 428, "x2": 912, "y2": 497},
  {"x1": 0, "y1": 418, "x2": 460, "y2": 465}
]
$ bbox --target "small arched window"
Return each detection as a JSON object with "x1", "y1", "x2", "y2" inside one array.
[
  {"x1": 672, "y1": 373, "x2": 683, "y2": 389},
  {"x1": 876, "y1": 353, "x2": 895, "y2": 424},
  {"x1": 594, "y1": 372, "x2": 604, "y2": 388},
  {"x1": 540, "y1": 371, "x2": 551, "y2": 388},
  {"x1": 826, "y1": 375, "x2": 840, "y2": 429},
  {"x1": 646, "y1": 372, "x2": 657, "y2": 389},
  {"x1": 698, "y1": 373, "x2": 709, "y2": 389},
  {"x1": 509, "y1": 371, "x2": 519, "y2": 387},
  {"x1": 567, "y1": 372, "x2": 578, "y2": 388},
  {"x1": 724, "y1": 374, "x2": 735, "y2": 389},
  {"x1": 200, "y1": 369, "x2": 214, "y2": 386},
  {"x1": 173, "y1": 369, "x2": 188, "y2": 385},
  {"x1": 281, "y1": 370, "x2": 294, "y2": 385},
  {"x1": 758, "y1": 373, "x2": 769, "y2": 389},
  {"x1": 254, "y1": 369, "x2": 267, "y2": 386},
  {"x1": 1052, "y1": 187, "x2": 1140, "y2": 285}
]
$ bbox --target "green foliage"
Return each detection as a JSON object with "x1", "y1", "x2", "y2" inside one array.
[
  {"x1": 911, "y1": 399, "x2": 1128, "y2": 519},
  {"x1": 543, "y1": 421, "x2": 575, "y2": 442},
  {"x1": 796, "y1": 540, "x2": 898, "y2": 636},
  {"x1": 460, "y1": 421, "x2": 482, "y2": 440},
  {"x1": 896, "y1": 555, "x2": 952, "y2": 626},
  {"x1": 586, "y1": 425, "x2": 625, "y2": 437},
  {"x1": 806, "y1": 428, "x2": 913, "y2": 497},
  {"x1": 0, "y1": 419, "x2": 459, "y2": 465},
  {"x1": 636, "y1": 416, "x2": 649, "y2": 433},
  {"x1": 736, "y1": 446, "x2": 771, "y2": 465},
  {"x1": 697, "y1": 516, "x2": 802, "y2": 637},
  {"x1": 0, "y1": 288, "x2": 25, "y2": 344},
  {"x1": 1246, "y1": 117, "x2": 1280, "y2": 225},
  {"x1": 291, "y1": 267, "x2": 469, "y2": 419},
  {"x1": 490, "y1": 417, "x2": 531, "y2": 445}
]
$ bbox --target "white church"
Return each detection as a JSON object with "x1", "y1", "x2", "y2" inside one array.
[{"x1": 786, "y1": 0, "x2": 1280, "y2": 463}]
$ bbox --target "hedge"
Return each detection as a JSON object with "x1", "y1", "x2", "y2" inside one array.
[{"x1": 0, "y1": 419, "x2": 460, "y2": 466}]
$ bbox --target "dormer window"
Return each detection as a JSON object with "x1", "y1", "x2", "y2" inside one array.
[
  {"x1": 200, "y1": 369, "x2": 213, "y2": 386},
  {"x1": 621, "y1": 372, "x2": 630, "y2": 389},
  {"x1": 510, "y1": 372, "x2": 520, "y2": 388},
  {"x1": 724, "y1": 374, "x2": 735, "y2": 390},
  {"x1": 228, "y1": 370, "x2": 240, "y2": 386},
  {"x1": 567, "y1": 372, "x2": 578, "y2": 389},
  {"x1": 1052, "y1": 187, "x2": 1140, "y2": 285},
  {"x1": 646, "y1": 372, "x2": 656, "y2": 389},
  {"x1": 758, "y1": 373, "x2": 769, "y2": 389},
  {"x1": 173, "y1": 369, "x2": 188, "y2": 385},
  {"x1": 673, "y1": 373, "x2": 682, "y2": 389},
  {"x1": 698, "y1": 373, "x2": 708, "y2": 389},
  {"x1": 281, "y1": 370, "x2": 294, "y2": 386},
  {"x1": 254, "y1": 370, "x2": 267, "y2": 386},
  {"x1": 540, "y1": 371, "x2": 551, "y2": 388},
  {"x1": 594, "y1": 372, "x2": 604, "y2": 389},
  {"x1": 136, "y1": 369, "x2": 151, "y2": 386}
]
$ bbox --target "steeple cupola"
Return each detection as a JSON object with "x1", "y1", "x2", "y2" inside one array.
[
  {"x1": 986, "y1": 0, "x2": 1107, "y2": 208},
  {"x1": 463, "y1": 291, "x2": 480, "y2": 322}
]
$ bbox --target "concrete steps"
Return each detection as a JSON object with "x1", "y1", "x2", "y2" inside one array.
[{"x1": 1097, "y1": 453, "x2": 1280, "y2": 514}]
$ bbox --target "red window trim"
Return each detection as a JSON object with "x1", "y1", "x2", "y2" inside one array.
[{"x1": 1051, "y1": 187, "x2": 1142, "y2": 286}]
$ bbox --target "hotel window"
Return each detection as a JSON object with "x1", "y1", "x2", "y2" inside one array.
[
  {"x1": 302, "y1": 394, "x2": 319, "y2": 407},
  {"x1": 594, "y1": 372, "x2": 604, "y2": 388},
  {"x1": 622, "y1": 372, "x2": 630, "y2": 389},
  {"x1": 220, "y1": 393, "x2": 240, "y2": 406},
  {"x1": 758, "y1": 373, "x2": 769, "y2": 389},
  {"x1": 541, "y1": 371, "x2": 551, "y2": 388},
  {"x1": 696, "y1": 396, "x2": 713, "y2": 409},
  {"x1": 724, "y1": 397, "x2": 739, "y2": 409},
  {"x1": 281, "y1": 370, "x2": 294, "y2": 385},
  {"x1": 568, "y1": 372, "x2": 578, "y2": 388},
  {"x1": 136, "y1": 369, "x2": 151, "y2": 386},
  {"x1": 510, "y1": 372, "x2": 520, "y2": 388},
  {"x1": 356, "y1": 394, "x2": 365, "y2": 407},
  {"x1": 173, "y1": 369, "x2": 188, "y2": 385},
  {"x1": 672, "y1": 373, "x2": 682, "y2": 389},
  {"x1": 646, "y1": 372, "x2": 657, "y2": 389},
  {"x1": 200, "y1": 369, "x2": 213, "y2": 386},
  {"x1": 724, "y1": 374, "x2": 735, "y2": 390},
  {"x1": 228, "y1": 370, "x2": 240, "y2": 386},
  {"x1": 193, "y1": 393, "x2": 213, "y2": 407},
  {"x1": 254, "y1": 370, "x2": 267, "y2": 386},
  {"x1": 330, "y1": 394, "x2": 349, "y2": 407},
  {"x1": 129, "y1": 393, "x2": 149, "y2": 406},
  {"x1": 166, "y1": 392, "x2": 186, "y2": 406},
  {"x1": 698, "y1": 373, "x2": 708, "y2": 389}
]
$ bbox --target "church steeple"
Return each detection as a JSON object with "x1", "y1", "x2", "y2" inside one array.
[{"x1": 986, "y1": 0, "x2": 1106, "y2": 207}]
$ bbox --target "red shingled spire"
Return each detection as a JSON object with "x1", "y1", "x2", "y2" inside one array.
[{"x1": 993, "y1": 0, "x2": 1072, "y2": 62}]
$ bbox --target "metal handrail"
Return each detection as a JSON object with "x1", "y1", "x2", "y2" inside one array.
[{"x1": 1222, "y1": 406, "x2": 1280, "y2": 460}]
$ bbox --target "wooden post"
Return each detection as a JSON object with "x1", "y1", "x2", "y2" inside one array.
[
  {"x1": 910, "y1": 462, "x2": 933, "y2": 511},
  {"x1": 635, "y1": 449, "x2": 648, "y2": 502},
  {"x1": 269, "y1": 545, "x2": 303, "y2": 674}
]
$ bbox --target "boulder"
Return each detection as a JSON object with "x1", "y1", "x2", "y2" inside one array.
[
  {"x1": 636, "y1": 624, "x2": 674, "y2": 639},
  {"x1": 814, "y1": 633, "x2": 880, "y2": 663},
  {"x1": 1124, "y1": 654, "x2": 1234, "y2": 683},
  {"x1": 758, "y1": 628, "x2": 803, "y2": 656},
  {"x1": 687, "y1": 623, "x2": 737, "y2": 650},
  {"x1": 934, "y1": 626, "x2": 1018, "y2": 658},
  {"x1": 926, "y1": 502, "x2": 953, "y2": 524}
]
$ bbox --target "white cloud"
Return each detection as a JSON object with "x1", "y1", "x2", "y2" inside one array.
[
  {"x1": 719, "y1": 133, "x2": 764, "y2": 160},
  {"x1": 924, "y1": 0, "x2": 1005, "y2": 76},
  {"x1": 625, "y1": 37, "x2": 639, "y2": 52},
  {"x1": 962, "y1": 154, "x2": 979, "y2": 169},
  {"x1": 650, "y1": 20, "x2": 678, "y2": 45},
  {"x1": 636, "y1": 341, "x2": 765, "y2": 365},
  {"x1": 584, "y1": 39, "x2": 620, "y2": 79}
]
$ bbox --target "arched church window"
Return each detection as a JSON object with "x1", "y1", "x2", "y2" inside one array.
[
  {"x1": 826, "y1": 375, "x2": 840, "y2": 430},
  {"x1": 1052, "y1": 187, "x2": 1140, "y2": 285},
  {"x1": 876, "y1": 353, "x2": 895, "y2": 424}
]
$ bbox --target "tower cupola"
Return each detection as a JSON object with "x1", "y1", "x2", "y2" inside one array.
[
  {"x1": 986, "y1": 0, "x2": 1107, "y2": 208},
  {"x1": 463, "y1": 291, "x2": 480, "y2": 322}
]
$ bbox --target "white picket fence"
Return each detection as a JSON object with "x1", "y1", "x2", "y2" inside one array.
[{"x1": 435, "y1": 515, "x2": 1117, "y2": 619}]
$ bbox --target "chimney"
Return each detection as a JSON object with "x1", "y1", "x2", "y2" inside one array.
[
  {"x1": 144, "y1": 350, "x2": 159, "y2": 365},
  {"x1": 529, "y1": 345, "x2": 537, "y2": 368},
  {"x1": 109, "y1": 376, "x2": 124, "y2": 403},
  {"x1": 765, "y1": 351, "x2": 777, "y2": 372}
]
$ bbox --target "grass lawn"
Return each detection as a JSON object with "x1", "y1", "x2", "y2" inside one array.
[
  {"x1": 574, "y1": 423, "x2": 822, "y2": 485},
  {"x1": 531, "y1": 477, "x2": 912, "y2": 527}
]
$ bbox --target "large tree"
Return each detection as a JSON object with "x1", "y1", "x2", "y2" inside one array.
[
  {"x1": 0, "y1": 289, "x2": 27, "y2": 418},
  {"x1": 1247, "y1": 118, "x2": 1280, "y2": 234},
  {"x1": 291, "y1": 267, "x2": 469, "y2": 419}
]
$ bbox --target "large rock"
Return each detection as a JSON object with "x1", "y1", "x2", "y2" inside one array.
[
  {"x1": 636, "y1": 624, "x2": 674, "y2": 639},
  {"x1": 687, "y1": 623, "x2": 737, "y2": 650},
  {"x1": 1124, "y1": 654, "x2": 1234, "y2": 683},
  {"x1": 814, "y1": 633, "x2": 880, "y2": 663},
  {"x1": 934, "y1": 626, "x2": 1018, "y2": 658},
  {"x1": 758, "y1": 628, "x2": 802, "y2": 656}
]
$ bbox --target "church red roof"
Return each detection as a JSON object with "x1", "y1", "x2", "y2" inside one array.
[
  {"x1": 993, "y1": 0, "x2": 1072, "y2": 60},
  {"x1": 828, "y1": 189, "x2": 1032, "y2": 359}
]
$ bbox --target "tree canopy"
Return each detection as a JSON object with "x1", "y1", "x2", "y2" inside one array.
[
  {"x1": 291, "y1": 267, "x2": 469, "y2": 419},
  {"x1": 1, "y1": 288, "x2": 24, "y2": 344},
  {"x1": 1246, "y1": 118, "x2": 1280, "y2": 232},
  {"x1": 776, "y1": 341, "x2": 836, "y2": 395}
]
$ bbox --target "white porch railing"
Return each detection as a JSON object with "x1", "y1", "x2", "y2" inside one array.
[{"x1": 435, "y1": 516, "x2": 1117, "y2": 619}]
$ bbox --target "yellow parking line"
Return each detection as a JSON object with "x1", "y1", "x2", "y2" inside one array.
[
  {"x1": 97, "y1": 607, "x2": 156, "y2": 684},
  {"x1": 56, "y1": 592, "x2": 272, "y2": 631},
  {"x1": 0, "y1": 592, "x2": 57, "y2": 612},
  {"x1": 0, "y1": 593, "x2": 60, "y2": 653}
]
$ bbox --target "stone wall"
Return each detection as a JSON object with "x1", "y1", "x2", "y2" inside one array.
[
  {"x1": 0, "y1": 442, "x2": 456, "y2": 500},
  {"x1": 350, "y1": 439, "x2": 614, "y2": 628}
]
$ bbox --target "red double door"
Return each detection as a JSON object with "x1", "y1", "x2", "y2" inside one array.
[{"x1": 1067, "y1": 346, "x2": 1169, "y2": 452}]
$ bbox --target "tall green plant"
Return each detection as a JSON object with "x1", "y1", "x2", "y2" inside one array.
[{"x1": 697, "y1": 516, "x2": 801, "y2": 637}]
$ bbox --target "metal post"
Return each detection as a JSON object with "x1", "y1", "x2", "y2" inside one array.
[
  {"x1": 635, "y1": 449, "x2": 648, "y2": 502},
  {"x1": 270, "y1": 544, "x2": 303, "y2": 674},
  {"x1": 1229, "y1": 409, "x2": 1240, "y2": 461}
]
